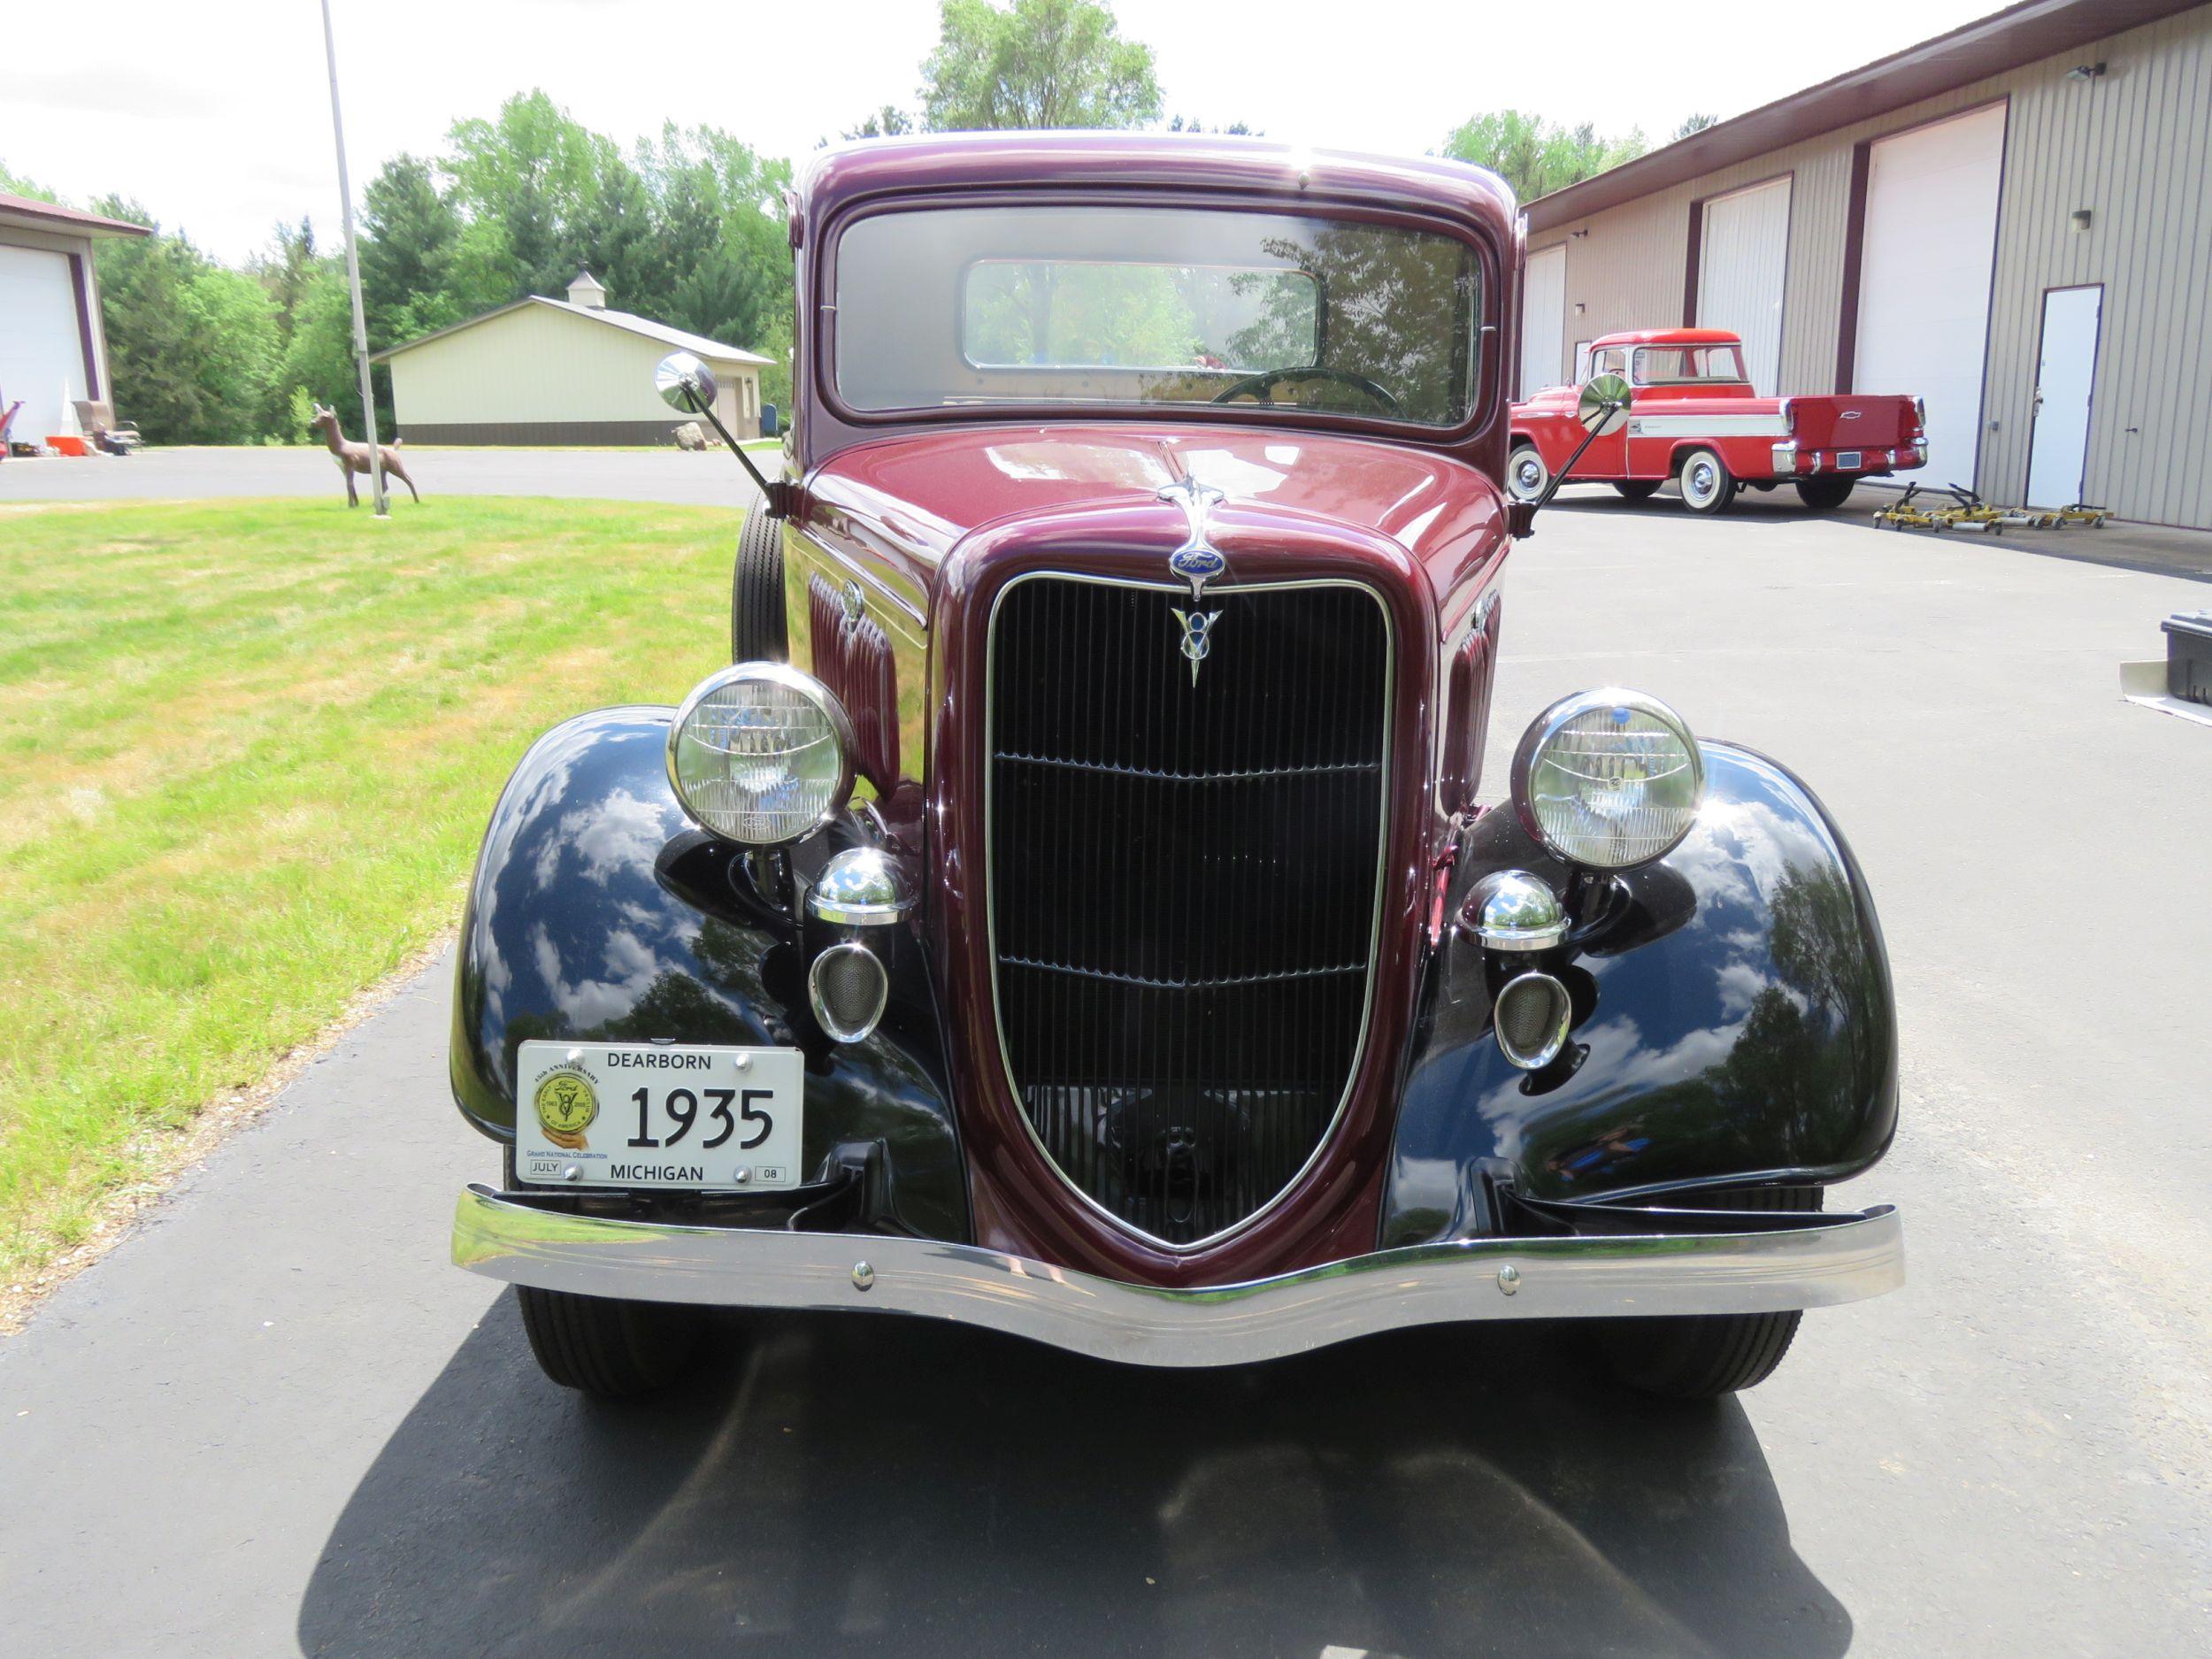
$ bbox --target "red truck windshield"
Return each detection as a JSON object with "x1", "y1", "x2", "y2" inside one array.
[{"x1": 833, "y1": 204, "x2": 1484, "y2": 428}]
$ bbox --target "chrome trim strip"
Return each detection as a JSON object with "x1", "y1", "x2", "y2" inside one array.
[
  {"x1": 981, "y1": 570, "x2": 1396, "y2": 1255},
  {"x1": 454, "y1": 1187, "x2": 1906, "y2": 1368},
  {"x1": 1627, "y1": 413, "x2": 1791, "y2": 439}
]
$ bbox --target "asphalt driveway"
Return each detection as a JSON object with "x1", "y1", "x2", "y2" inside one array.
[{"x1": 3, "y1": 495, "x2": 2208, "y2": 1656}]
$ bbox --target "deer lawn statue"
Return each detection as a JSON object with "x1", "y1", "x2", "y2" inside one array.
[{"x1": 309, "y1": 403, "x2": 419, "y2": 507}]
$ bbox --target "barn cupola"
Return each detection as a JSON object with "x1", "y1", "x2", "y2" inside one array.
[{"x1": 566, "y1": 270, "x2": 607, "y2": 310}]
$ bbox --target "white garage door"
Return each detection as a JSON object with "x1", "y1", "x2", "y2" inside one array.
[
  {"x1": 1518, "y1": 243, "x2": 1566, "y2": 397},
  {"x1": 0, "y1": 245, "x2": 88, "y2": 442},
  {"x1": 1697, "y1": 177, "x2": 1791, "y2": 394},
  {"x1": 1853, "y1": 104, "x2": 2006, "y2": 487}
]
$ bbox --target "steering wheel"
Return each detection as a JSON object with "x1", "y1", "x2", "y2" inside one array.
[{"x1": 1210, "y1": 366, "x2": 1402, "y2": 416}]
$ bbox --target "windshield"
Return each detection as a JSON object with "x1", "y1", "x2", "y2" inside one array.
[
  {"x1": 1633, "y1": 344, "x2": 1748, "y2": 385},
  {"x1": 833, "y1": 205, "x2": 1483, "y2": 428}
]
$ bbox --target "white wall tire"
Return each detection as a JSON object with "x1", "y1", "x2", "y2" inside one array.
[
  {"x1": 1678, "y1": 448, "x2": 1737, "y2": 515},
  {"x1": 1508, "y1": 443, "x2": 1549, "y2": 503}
]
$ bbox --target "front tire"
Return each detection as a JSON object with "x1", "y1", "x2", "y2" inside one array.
[
  {"x1": 1678, "y1": 447, "x2": 1737, "y2": 515},
  {"x1": 1612, "y1": 479, "x2": 1662, "y2": 502},
  {"x1": 730, "y1": 507, "x2": 787, "y2": 663},
  {"x1": 516, "y1": 1286, "x2": 706, "y2": 1398},
  {"x1": 1595, "y1": 1187, "x2": 1824, "y2": 1398},
  {"x1": 1507, "y1": 442, "x2": 1549, "y2": 504},
  {"x1": 1795, "y1": 475, "x2": 1856, "y2": 511}
]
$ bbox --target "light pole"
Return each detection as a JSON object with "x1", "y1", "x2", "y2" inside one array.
[{"x1": 319, "y1": 0, "x2": 387, "y2": 517}]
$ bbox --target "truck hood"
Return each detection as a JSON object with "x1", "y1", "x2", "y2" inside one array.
[{"x1": 801, "y1": 424, "x2": 1508, "y2": 597}]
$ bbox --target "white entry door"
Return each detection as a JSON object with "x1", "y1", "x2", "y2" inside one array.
[
  {"x1": 1698, "y1": 176, "x2": 1792, "y2": 393},
  {"x1": 1519, "y1": 244, "x2": 1566, "y2": 397},
  {"x1": 2024, "y1": 285, "x2": 2102, "y2": 508},
  {"x1": 1853, "y1": 104, "x2": 2006, "y2": 487}
]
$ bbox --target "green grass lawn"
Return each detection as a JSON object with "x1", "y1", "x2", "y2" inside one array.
[{"x1": 0, "y1": 496, "x2": 737, "y2": 1279}]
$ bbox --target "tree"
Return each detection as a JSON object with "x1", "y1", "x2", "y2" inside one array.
[
  {"x1": 444, "y1": 90, "x2": 601, "y2": 297},
  {"x1": 1, "y1": 159, "x2": 59, "y2": 202},
  {"x1": 841, "y1": 106, "x2": 916, "y2": 141},
  {"x1": 1166, "y1": 115, "x2": 1259, "y2": 135},
  {"x1": 361, "y1": 158, "x2": 463, "y2": 338},
  {"x1": 919, "y1": 0, "x2": 1162, "y2": 131},
  {"x1": 93, "y1": 199, "x2": 280, "y2": 444},
  {"x1": 1672, "y1": 113, "x2": 1720, "y2": 142},
  {"x1": 1440, "y1": 110, "x2": 1647, "y2": 203}
]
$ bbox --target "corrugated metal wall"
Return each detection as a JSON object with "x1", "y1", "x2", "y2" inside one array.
[{"x1": 1530, "y1": 4, "x2": 2212, "y2": 527}]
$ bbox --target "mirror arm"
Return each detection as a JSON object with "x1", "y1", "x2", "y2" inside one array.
[{"x1": 683, "y1": 387, "x2": 790, "y2": 518}]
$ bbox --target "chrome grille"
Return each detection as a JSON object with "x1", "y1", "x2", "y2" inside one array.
[{"x1": 987, "y1": 575, "x2": 1391, "y2": 1246}]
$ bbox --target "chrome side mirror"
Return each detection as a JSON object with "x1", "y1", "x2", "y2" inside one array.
[
  {"x1": 1578, "y1": 372, "x2": 1632, "y2": 435},
  {"x1": 655, "y1": 351, "x2": 719, "y2": 413}
]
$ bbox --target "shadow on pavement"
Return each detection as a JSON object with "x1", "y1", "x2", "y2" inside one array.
[{"x1": 297, "y1": 1299, "x2": 1848, "y2": 1658}]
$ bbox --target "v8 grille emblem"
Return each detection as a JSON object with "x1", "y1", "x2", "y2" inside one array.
[{"x1": 1171, "y1": 607, "x2": 1221, "y2": 684}]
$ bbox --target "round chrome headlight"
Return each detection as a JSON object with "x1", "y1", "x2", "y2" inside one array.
[
  {"x1": 1509, "y1": 689, "x2": 1704, "y2": 870},
  {"x1": 666, "y1": 664, "x2": 855, "y2": 845}
]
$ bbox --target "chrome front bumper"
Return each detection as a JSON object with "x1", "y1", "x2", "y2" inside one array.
[{"x1": 454, "y1": 1186, "x2": 1903, "y2": 1368}]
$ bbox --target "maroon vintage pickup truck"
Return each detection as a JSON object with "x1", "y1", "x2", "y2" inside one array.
[
  {"x1": 1509, "y1": 327, "x2": 1925, "y2": 512},
  {"x1": 447, "y1": 134, "x2": 1903, "y2": 1403}
]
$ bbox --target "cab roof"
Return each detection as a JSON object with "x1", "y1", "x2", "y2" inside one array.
[
  {"x1": 1591, "y1": 327, "x2": 1745, "y2": 349},
  {"x1": 795, "y1": 131, "x2": 1518, "y2": 242}
]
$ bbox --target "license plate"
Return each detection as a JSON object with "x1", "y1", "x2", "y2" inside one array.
[
  {"x1": 515, "y1": 1041, "x2": 804, "y2": 1190},
  {"x1": 1837, "y1": 450, "x2": 1863, "y2": 470}
]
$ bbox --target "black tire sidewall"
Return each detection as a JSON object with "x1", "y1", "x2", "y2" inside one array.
[{"x1": 731, "y1": 507, "x2": 788, "y2": 664}]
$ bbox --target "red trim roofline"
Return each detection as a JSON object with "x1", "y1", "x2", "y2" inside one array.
[{"x1": 0, "y1": 193, "x2": 151, "y2": 238}]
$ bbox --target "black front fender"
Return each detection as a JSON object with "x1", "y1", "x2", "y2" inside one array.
[
  {"x1": 1383, "y1": 741, "x2": 1898, "y2": 1248},
  {"x1": 449, "y1": 707, "x2": 967, "y2": 1243}
]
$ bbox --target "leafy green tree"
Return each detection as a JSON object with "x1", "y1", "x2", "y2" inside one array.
[
  {"x1": 361, "y1": 158, "x2": 463, "y2": 336},
  {"x1": 920, "y1": 0, "x2": 1162, "y2": 131},
  {"x1": 841, "y1": 106, "x2": 916, "y2": 141},
  {"x1": 1440, "y1": 110, "x2": 1647, "y2": 203},
  {"x1": 93, "y1": 199, "x2": 280, "y2": 444},
  {"x1": 1672, "y1": 113, "x2": 1720, "y2": 142},
  {"x1": 444, "y1": 90, "x2": 600, "y2": 296},
  {"x1": 1166, "y1": 115, "x2": 1259, "y2": 135},
  {"x1": 274, "y1": 263, "x2": 373, "y2": 440},
  {"x1": 1, "y1": 160, "x2": 59, "y2": 202}
]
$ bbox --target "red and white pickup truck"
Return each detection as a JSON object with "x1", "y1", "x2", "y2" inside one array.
[{"x1": 1509, "y1": 327, "x2": 1925, "y2": 514}]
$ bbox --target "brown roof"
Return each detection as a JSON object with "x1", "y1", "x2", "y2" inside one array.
[
  {"x1": 1525, "y1": 0, "x2": 2205, "y2": 230},
  {"x1": 0, "y1": 192, "x2": 151, "y2": 237}
]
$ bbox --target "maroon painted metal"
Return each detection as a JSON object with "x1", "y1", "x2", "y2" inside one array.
[
  {"x1": 772, "y1": 134, "x2": 1520, "y2": 1286},
  {"x1": 792, "y1": 424, "x2": 1507, "y2": 1286}
]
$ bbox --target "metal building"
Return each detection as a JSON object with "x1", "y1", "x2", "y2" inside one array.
[
  {"x1": 375, "y1": 272, "x2": 773, "y2": 446},
  {"x1": 1517, "y1": 0, "x2": 2212, "y2": 528},
  {"x1": 0, "y1": 193, "x2": 147, "y2": 445}
]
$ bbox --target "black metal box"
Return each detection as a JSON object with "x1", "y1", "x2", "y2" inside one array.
[{"x1": 2163, "y1": 611, "x2": 2212, "y2": 706}]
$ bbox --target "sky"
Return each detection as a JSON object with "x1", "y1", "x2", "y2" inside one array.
[{"x1": 3, "y1": 0, "x2": 2001, "y2": 267}]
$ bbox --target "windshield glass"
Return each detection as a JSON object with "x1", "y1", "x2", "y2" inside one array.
[
  {"x1": 1633, "y1": 344, "x2": 1748, "y2": 385},
  {"x1": 834, "y1": 205, "x2": 1483, "y2": 428}
]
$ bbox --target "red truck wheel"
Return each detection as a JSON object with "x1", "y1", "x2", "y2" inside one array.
[
  {"x1": 1508, "y1": 442, "x2": 1548, "y2": 504},
  {"x1": 1678, "y1": 448, "x2": 1737, "y2": 515}
]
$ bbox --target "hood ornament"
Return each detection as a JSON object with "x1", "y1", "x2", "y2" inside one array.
[
  {"x1": 1158, "y1": 475, "x2": 1228, "y2": 603},
  {"x1": 1159, "y1": 475, "x2": 1228, "y2": 684}
]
